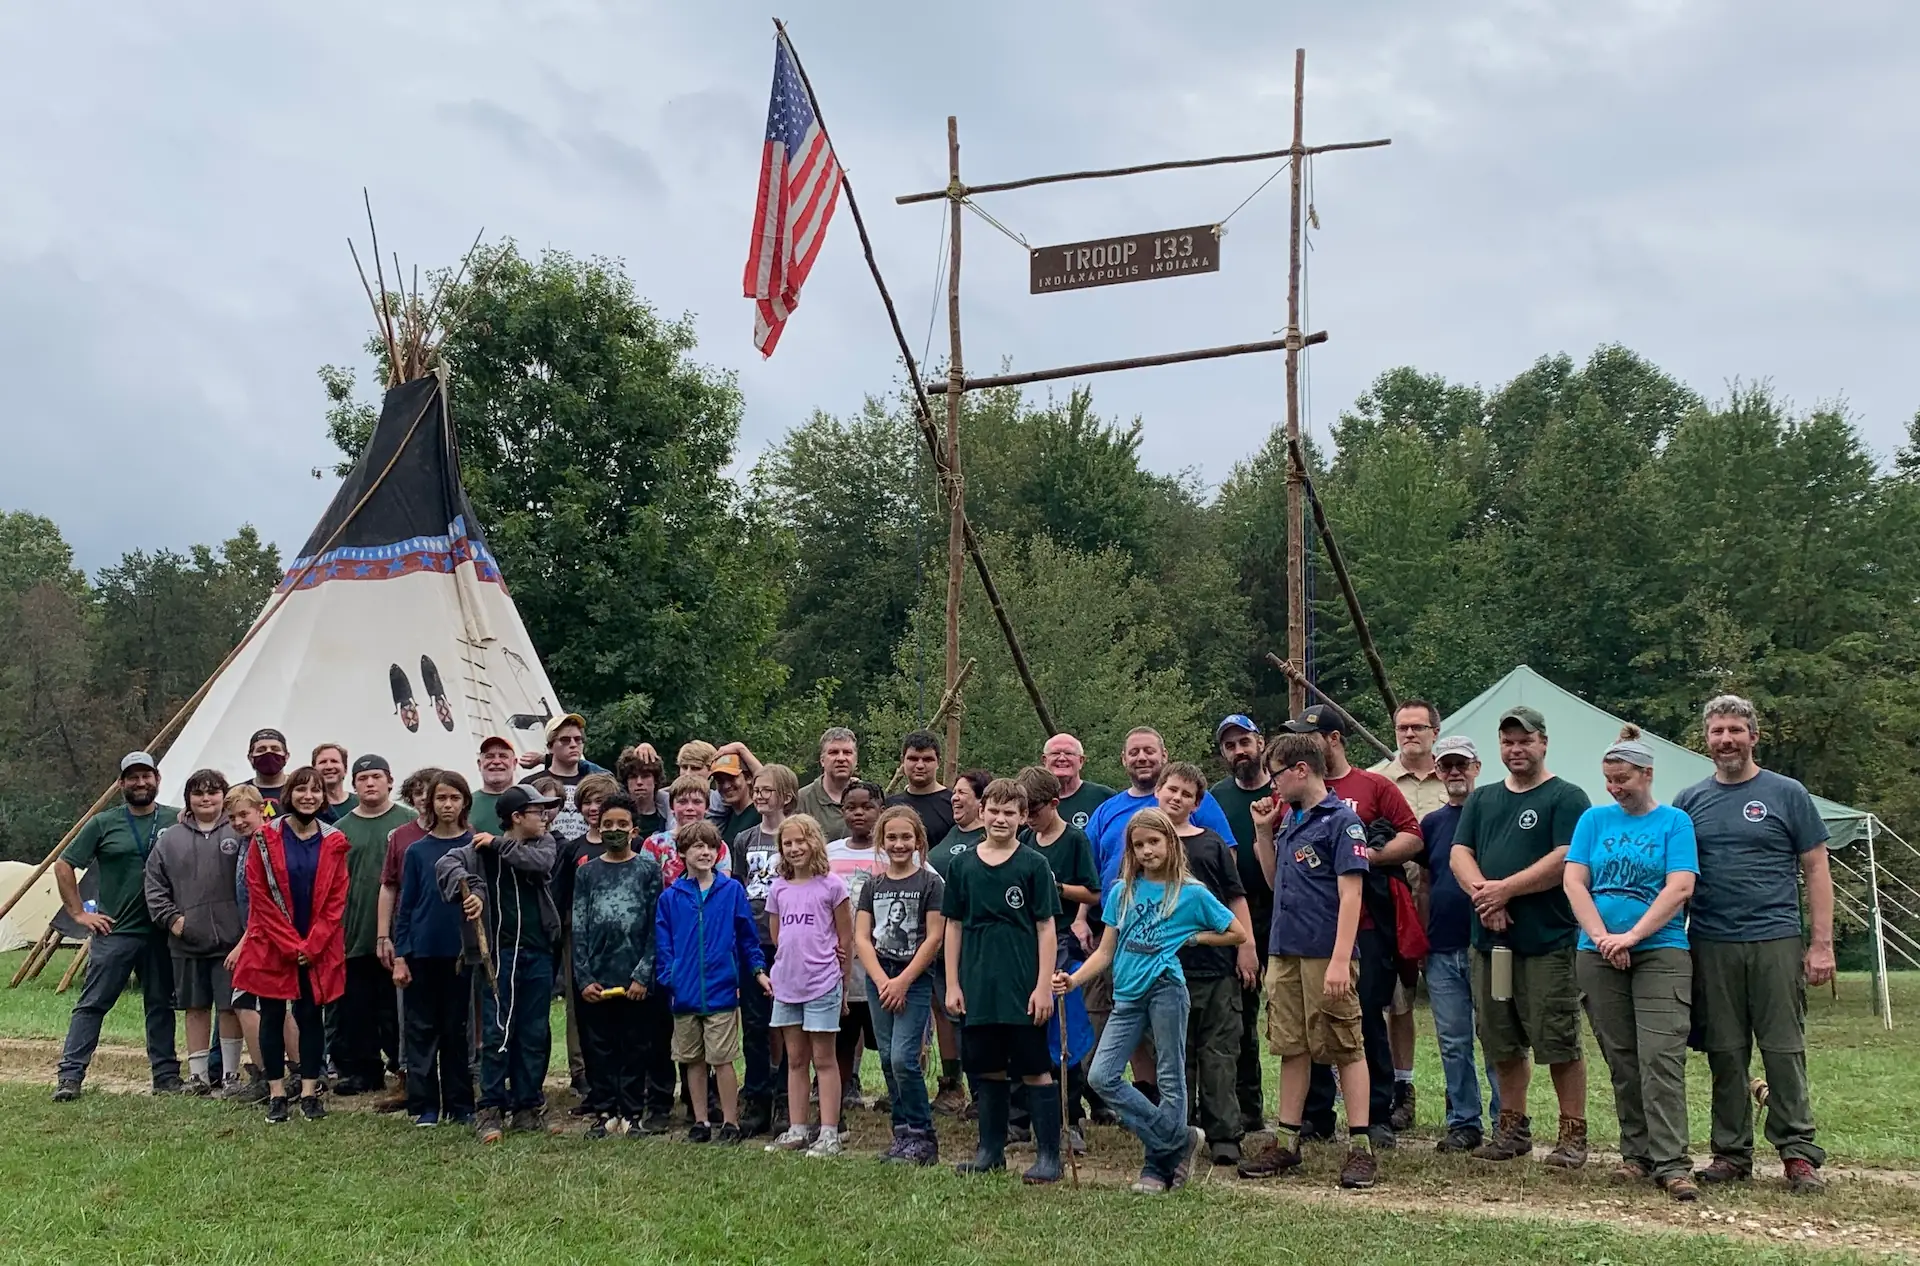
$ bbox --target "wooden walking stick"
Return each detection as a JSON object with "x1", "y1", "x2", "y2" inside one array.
[
  {"x1": 458, "y1": 877, "x2": 497, "y2": 989},
  {"x1": 1058, "y1": 1006, "x2": 1079, "y2": 1187}
]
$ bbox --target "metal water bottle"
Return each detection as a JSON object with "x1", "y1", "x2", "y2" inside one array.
[{"x1": 1490, "y1": 943, "x2": 1515, "y2": 1002}]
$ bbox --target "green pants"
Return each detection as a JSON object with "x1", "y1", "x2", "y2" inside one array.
[
  {"x1": 1693, "y1": 937, "x2": 1824, "y2": 1171},
  {"x1": 1577, "y1": 947, "x2": 1692, "y2": 1179},
  {"x1": 1184, "y1": 974, "x2": 1243, "y2": 1144}
]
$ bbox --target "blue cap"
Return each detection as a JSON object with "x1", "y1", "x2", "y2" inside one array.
[{"x1": 1214, "y1": 714, "x2": 1261, "y2": 744}]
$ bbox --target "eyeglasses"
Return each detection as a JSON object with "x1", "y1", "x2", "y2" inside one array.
[{"x1": 1396, "y1": 723, "x2": 1434, "y2": 733}]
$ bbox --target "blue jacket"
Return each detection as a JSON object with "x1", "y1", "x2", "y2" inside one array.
[{"x1": 653, "y1": 873, "x2": 765, "y2": 1015}]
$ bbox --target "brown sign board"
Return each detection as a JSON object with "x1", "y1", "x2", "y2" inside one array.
[{"x1": 1029, "y1": 224, "x2": 1222, "y2": 295}]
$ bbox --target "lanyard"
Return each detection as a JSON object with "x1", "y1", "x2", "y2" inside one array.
[{"x1": 125, "y1": 807, "x2": 159, "y2": 860}]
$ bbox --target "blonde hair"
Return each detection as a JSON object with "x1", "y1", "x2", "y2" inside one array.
[
  {"x1": 224, "y1": 784, "x2": 265, "y2": 813},
  {"x1": 873, "y1": 804, "x2": 928, "y2": 854},
  {"x1": 677, "y1": 740, "x2": 717, "y2": 769},
  {"x1": 1120, "y1": 808, "x2": 1190, "y2": 922},
  {"x1": 777, "y1": 813, "x2": 830, "y2": 880},
  {"x1": 756, "y1": 762, "x2": 800, "y2": 813}
]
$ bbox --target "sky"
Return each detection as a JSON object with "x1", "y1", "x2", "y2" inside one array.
[{"x1": 2, "y1": 0, "x2": 1914, "y2": 572}]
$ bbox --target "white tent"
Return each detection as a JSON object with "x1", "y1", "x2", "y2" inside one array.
[
  {"x1": 0, "y1": 860, "x2": 67, "y2": 952},
  {"x1": 159, "y1": 373, "x2": 563, "y2": 789}
]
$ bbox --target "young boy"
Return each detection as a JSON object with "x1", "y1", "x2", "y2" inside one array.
[
  {"x1": 390, "y1": 772, "x2": 479, "y2": 1126},
  {"x1": 617, "y1": 746, "x2": 669, "y2": 838},
  {"x1": 941, "y1": 777, "x2": 1064, "y2": 1183},
  {"x1": 827, "y1": 780, "x2": 888, "y2": 1108},
  {"x1": 928, "y1": 767, "x2": 991, "y2": 1114},
  {"x1": 655, "y1": 820, "x2": 768, "y2": 1143},
  {"x1": 556, "y1": 772, "x2": 620, "y2": 1100},
  {"x1": 1013, "y1": 765, "x2": 1100, "y2": 1151},
  {"x1": 144, "y1": 768, "x2": 245, "y2": 1096},
  {"x1": 1155, "y1": 760, "x2": 1256, "y2": 1166},
  {"x1": 736, "y1": 763, "x2": 797, "y2": 1136},
  {"x1": 334, "y1": 755, "x2": 415, "y2": 1097},
  {"x1": 645, "y1": 774, "x2": 728, "y2": 884},
  {"x1": 573, "y1": 791, "x2": 665, "y2": 1137},
  {"x1": 1240, "y1": 733, "x2": 1378, "y2": 1189}
]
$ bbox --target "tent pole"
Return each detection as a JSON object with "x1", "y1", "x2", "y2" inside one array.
[{"x1": 1865, "y1": 816, "x2": 1893, "y2": 1029}]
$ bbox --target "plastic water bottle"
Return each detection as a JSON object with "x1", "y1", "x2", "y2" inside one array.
[{"x1": 82, "y1": 900, "x2": 98, "y2": 915}]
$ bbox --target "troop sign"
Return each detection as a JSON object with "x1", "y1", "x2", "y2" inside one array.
[{"x1": 1029, "y1": 225, "x2": 1222, "y2": 294}]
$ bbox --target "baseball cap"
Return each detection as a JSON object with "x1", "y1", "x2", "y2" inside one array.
[
  {"x1": 1433, "y1": 736, "x2": 1479, "y2": 763},
  {"x1": 1498, "y1": 706, "x2": 1548, "y2": 735},
  {"x1": 119, "y1": 751, "x2": 158, "y2": 774},
  {"x1": 494, "y1": 785, "x2": 559, "y2": 825},
  {"x1": 710, "y1": 753, "x2": 746, "y2": 778},
  {"x1": 1214, "y1": 713, "x2": 1261, "y2": 744},
  {"x1": 247, "y1": 727, "x2": 287, "y2": 751},
  {"x1": 544, "y1": 713, "x2": 587, "y2": 744},
  {"x1": 1282, "y1": 705, "x2": 1350, "y2": 737},
  {"x1": 479, "y1": 735, "x2": 516, "y2": 755},
  {"x1": 351, "y1": 754, "x2": 391, "y2": 777}
]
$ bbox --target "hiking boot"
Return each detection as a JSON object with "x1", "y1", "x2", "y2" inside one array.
[
  {"x1": 1660, "y1": 1173, "x2": 1701, "y2": 1202},
  {"x1": 188, "y1": 1074, "x2": 214, "y2": 1098},
  {"x1": 52, "y1": 1080, "x2": 81, "y2": 1103},
  {"x1": 1130, "y1": 1171, "x2": 1169, "y2": 1195},
  {"x1": 153, "y1": 1075, "x2": 188, "y2": 1096},
  {"x1": 932, "y1": 1080, "x2": 967, "y2": 1116},
  {"x1": 1541, "y1": 1115, "x2": 1588, "y2": 1170},
  {"x1": 265, "y1": 1096, "x2": 290, "y2": 1125},
  {"x1": 1436, "y1": 1125, "x2": 1482, "y2": 1154},
  {"x1": 1472, "y1": 1110, "x2": 1533, "y2": 1162},
  {"x1": 299, "y1": 1095, "x2": 327, "y2": 1121},
  {"x1": 1339, "y1": 1144, "x2": 1379, "y2": 1189},
  {"x1": 1168, "y1": 1127, "x2": 1206, "y2": 1190},
  {"x1": 371, "y1": 1089, "x2": 409, "y2": 1114},
  {"x1": 1237, "y1": 1139, "x2": 1303, "y2": 1179},
  {"x1": 1210, "y1": 1138, "x2": 1242, "y2": 1166},
  {"x1": 1612, "y1": 1158, "x2": 1652, "y2": 1183},
  {"x1": 764, "y1": 1126, "x2": 811, "y2": 1152},
  {"x1": 1388, "y1": 1081, "x2": 1416, "y2": 1133},
  {"x1": 585, "y1": 1116, "x2": 610, "y2": 1140},
  {"x1": 805, "y1": 1128, "x2": 844, "y2": 1158},
  {"x1": 230, "y1": 1074, "x2": 270, "y2": 1106},
  {"x1": 476, "y1": 1107, "x2": 505, "y2": 1144},
  {"x1": 717, "y1": 1122, "x2": 742, "y2": 1145},
  {"x1": 1695, "y1": 1155, "x2": 1749, "y2": 1184},
  {"x1": 1784, "y1": 1158, "x2": 1825, "y2": 1193},
  {"x1": 687, "y1": 1122, "x2": 712, "y2": 1144},
  {"x1": 528, "y1": 1107, "x2": 563, "y2": 1136}
]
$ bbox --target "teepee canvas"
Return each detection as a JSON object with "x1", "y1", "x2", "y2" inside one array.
[{"x1": 159, "y1": 372, "x2": 560, "y2": 789}]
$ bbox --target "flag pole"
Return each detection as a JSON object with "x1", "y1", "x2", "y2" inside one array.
[{"x1": 769, "y1": 19, "x2": 1057, "y2": 742}]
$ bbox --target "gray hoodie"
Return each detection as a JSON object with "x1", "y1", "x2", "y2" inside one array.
[{"x1": 144, "y1": 813, "x2": 246, "y2": 957}]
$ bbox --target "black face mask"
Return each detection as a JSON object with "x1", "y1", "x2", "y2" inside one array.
[{"x1": 251, "y1": 752, "x2": 287, "y2": 779}]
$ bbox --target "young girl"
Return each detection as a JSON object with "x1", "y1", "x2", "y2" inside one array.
[
  {"x1": 1058, "y1": 808, "x2": 1247, "y2": 1194},
  {"x1": 762, "y1": 813, "x2": 852, "y2": 1159},
  {"x1": 390, "y1": 771, "x2": 478, "y2": 1127},
  {"x1": 854, "y1": 806, "x2": 944, "y2": 1164},
  {"x1": 737, "y1": 763, "x2": 798, "y2": 1136}
]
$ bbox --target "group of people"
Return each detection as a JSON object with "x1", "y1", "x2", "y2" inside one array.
[{"x1": 46, "y1": 692, "x2": 1834, "y2": 1199}]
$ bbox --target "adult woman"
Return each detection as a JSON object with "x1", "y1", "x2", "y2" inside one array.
[
  {"x1": 232, "y1": 765, "x2": 350, "y2": 1124},
  {"x1": 1563, "y1": 725, "x2": 1700, "y2": 1201}
]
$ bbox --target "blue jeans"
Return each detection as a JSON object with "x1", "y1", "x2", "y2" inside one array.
[
  {"x1": 478, "y1": 948, "x2": 554, "y2": 1112},
  {"x1": 867, "y1": 973, "x2": 934, "y2": 1131},
  {"x1": 1427, "y1": 948, "x2": 1499, "y2": 1131},
  {"x1": 1089, "y1": 973, "x2": 1190, "y2": 1175}
]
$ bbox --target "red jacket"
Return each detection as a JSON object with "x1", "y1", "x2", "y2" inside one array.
[{"x1": 232, "y1": 819, "x2": 350, "y2": 1003}]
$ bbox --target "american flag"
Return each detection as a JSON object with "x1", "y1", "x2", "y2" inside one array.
[{"x1": 743, "y1": 36, "x2": 841, "y2": 357}]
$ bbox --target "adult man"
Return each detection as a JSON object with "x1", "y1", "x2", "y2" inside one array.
[
  {"x1": 53, "y1": 752, "x2": 183, "y2": 1100},
  {"x1": 1286, "y1": 705, "x2": 1422, "y2": 1144},
  {"x1": 1675, "y1": 694, "x2": 1833, "y2": 1193},
  {"x1": 1450, "y1": 705, "x2": 1592, "y2": 1168},
  {"x1": 1371, "y1": 700, "x2": 1447, "y2": 1133},
  {"x1": 1419, "y1": 737, "x2": 1499, "y2": 1152},
  {"x1": 313, "y1": 743, "x2": 357, "y2": 823},
  {"x1": 243, "y1": 728, "x2": 292, "y2": 818},
  {"x1": 1208, "y1": 713, "x2": 1273, "y2": 1136},
  {"x1": 710, "y1": 749, "x2": 763, "y2": 842},
  {"x1": 886, "y1": 730, "x2": 954, "y2": 846},
  {"x1": 796, "y1": 726, "x2": 858, "y2": 842},
  {"x1": 1085, "y1": 727, "x2": 1237, "y2": 890},
  {"x1": 333, "y1": 755, "x2": 415, "y2": 1095},
  {"x1": 473, "y1": 736, "x2": 519, "y2": 836},
  {"x1": 1043, "y1": 734, "x2": 1114, "y2": 832},
  {"x1": 143, "y1": 767, "x2": 245, "y2": 1096},
  {"x1": 520, "y1": 713, "x2": 602, "y2": 841}
]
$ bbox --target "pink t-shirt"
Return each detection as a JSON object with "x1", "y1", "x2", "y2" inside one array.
[{"x1": 765, "y1": 872, "x2": 850, "y2": 1005}]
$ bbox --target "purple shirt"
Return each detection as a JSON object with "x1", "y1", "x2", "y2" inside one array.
[{"x1": 766, "y1": 873, "x2": 849, "y2": 1005}]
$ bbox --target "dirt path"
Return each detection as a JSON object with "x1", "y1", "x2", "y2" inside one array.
[{"x1": 5, "y1": 1035, "x2": 1916, "y2": 1259}]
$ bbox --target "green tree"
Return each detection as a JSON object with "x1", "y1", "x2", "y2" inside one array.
[{"x1": 0, "y1": 511, "x2": 87, "y2": 597}]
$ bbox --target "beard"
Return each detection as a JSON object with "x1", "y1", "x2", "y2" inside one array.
[
  {"x1": 1712, "y1": 748, "x2": 1747, "y2": 774},
  {"x1": 123, "y1": 784, "x2": 157, "y2": 808},
  {"x1": 1230, "y1": 753, "x2": 1261, "y2": 781}
]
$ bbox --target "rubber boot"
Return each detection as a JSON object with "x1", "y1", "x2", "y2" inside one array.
[
  {"x1": 1022, "y1": 1082, "x2": 1064, "y2": 1184},
  {"x1": 955, "y1": 1078, "x2": 1009, "y2": 1174}
]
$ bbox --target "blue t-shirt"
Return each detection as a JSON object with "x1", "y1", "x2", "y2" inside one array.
[
  {"x1": 1673, "y1": 769, "x2": 1828, "y2": 943},
  {"x1": 1420, "y1": 802, "x2": 1473, "y2": 955},
  {"x1": 280, "y1": 820, "x2": 323, "y2": 937},
  {"x1": 1268, "y1": 792, "x2": 1371, "y2": 959},
  {"x1": 1100, "y1": 878, "x2": 1233, "y2": 1003},
  {"x1": 1088, "y1": 789, "x2": 1238, "y2": 891},
  {"x1": 1566, "y1": 803, "x2": 1699, "y2": 952}
]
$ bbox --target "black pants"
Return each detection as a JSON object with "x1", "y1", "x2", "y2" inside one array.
[
  {"x1": 640, "y1": 991, "x2": 676, "y2": 1116},
  {"x1": 403, "y1": 958, "x2": 473, "y2": 1116},
  {"x1": 1305, "y1": 926, "x2": 1397, "y2": 1130},
  {"x1": 1237, "y1": 973, "x2": 1266, "y2": 1130},
  {"x1": 338, "y1": 955, "x2": 399, "y2": 1083},
  {"x1": 741, "y1": 941, "x2": 779, "y2": 1103},
  {"x1": 581, "y1": 996, "x2": 651, "y2": 1119},
  {"x1": 260, "y1": 969, "x2": 325, "y2": 1083}
]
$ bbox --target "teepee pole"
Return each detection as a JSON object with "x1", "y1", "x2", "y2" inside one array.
[{"x1": 0, "y1": 388, "x2": 443, "y2": 926}]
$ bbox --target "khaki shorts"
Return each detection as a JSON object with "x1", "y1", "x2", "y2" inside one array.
[
  {"x1": 1471, "y1": 947, "x2": 1583, "y2": 1066},
  {"x1": 671, "y1": 1009, "x2": 743, "y2": 1065},
  {"x1": 1264, "y1": 955, "x2": 1364, "y2": 1064}
]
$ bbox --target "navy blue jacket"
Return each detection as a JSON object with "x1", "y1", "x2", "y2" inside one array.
[{"x1": 653, "y1": 873, "x2": 765, "y2": 1015}]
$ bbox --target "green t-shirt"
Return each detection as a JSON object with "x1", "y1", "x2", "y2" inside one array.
[
  {"x1": 1056, "y1": 781, "x2": 1116, "y2": 833},
  {"x1": 1021, "y1": 824, "x2": 1099, "y2": 927},
  {"x1": 939, "y1": 843, "x2": 1062, "y2": 1025},
  {"x1": 928, "y1": 825, "x2": 985, "y2": 878},
  {"x1": 338, "y1": 803, "x2": 416, "y2": 958},
  {"x1": 1210, "y1": 775, "x2": 1276, "y2": 918},
  {"x1": 63, "y1": 804, "x2": 176, "y2": 935},
  {"x1": 471, "y1": 790, "x2": 503, "y2": 836},
  {"x1": 1454, "y1": 776, "x2": 1591, "y2": 955}
]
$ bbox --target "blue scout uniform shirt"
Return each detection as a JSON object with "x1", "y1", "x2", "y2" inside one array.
[{"x1": 1267, "y1": 791, "x2": 1370, "y2": 959}]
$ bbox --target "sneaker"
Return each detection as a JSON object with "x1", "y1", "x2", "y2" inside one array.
[
  {"x1": 299, "y1": 1095, "x2": 327, "y2": 1121},
  {"x1": 1472, "y1": 1110, "x2": 1533, "y2": 1162},
  {"x1": 1210, "y1": 1139, "x2": 1242, "y2": 1166},
  {"x1": 902, "y1": 1127, "x2": 941, "y2": 1167},
  {"x1": 216, "y1": 1073, "x2": 243, "y2": 1100},
  {"x1": 476, "y1": 1107, "x2": 505, "y2": 1144},
  {"x1": 1784, "y1": 1158, "x2": 1825, "y2": 1194},
  {"x1": 153, "y1": 1075, "x2": 188, "y2": 1096},
  {"x1": 880, "y1": 1124, "x2": 911, "y2": 1161},
  {"x1": 1236, "y1": 1139, "x2": 1303, "y2": 1179},
  {"x1": 643, "y1": 1111, "x2": 673, "y2": 1135},
  {"x1": 1695, "y1": 1155, "x2": 1749, "y2": 1184},
  {"x1": 765, "y1": 1126, "x2": 811, "y2": 1152},
  {"x1": 1168, "y1": 1127, "x2": 1206, "y2": 1190},
  {"x1": 1541, "y1": 1115, "x2": 1588, "y2": 1170},
  {"x1": 1436, "y1": 1125, "x2": 1483, "y2": 1154},
  {"x1": 586, "y1": 1116, "x2": 610, "y2": 1140},
  {"x1": 52, "y1": 1080, "x2": 81, "y2": 1103},
  {"x1": 687, "y1": 1122, "x2": 712, "y2": 1144},
  {"x1": 528, "y1": 1108, "x2": 562, "y2": 1136},
  {"x1": 932, "y1": 1081, "x2": 967, "y2": 1117},
  {"x1": 1388, "y1": 1081, "x2": 1416, "y2": 1133},
  {"x1": 717, "y1": 1122, "x2": 743, "y2": 1146},
  {"x1": 1129, "y1": 1171, "x2": 1169, "y2": 1195},
  {"x1": 413, "y1": 1110, "x2": 441, "y2": 1128},
  {"x1": 1339, "y1": 1144, "x2": 1379, "y2": 1189},
  {"x1": 805, "y1": 1128, "x2": 844, "y2": 1158},
  {"x1": 265, "y1": 1096, "x2": 290, "y2": 1125},
  {"x1": 188, "y1": 1074, "x2": 214, "y2": 1098},
  {"x1": 447, "y1": 1112, "x2": 476, "y2": 1129},
  {"x1": 1660, "y1": 1173, "x2": 1701, "y2": 1202}
]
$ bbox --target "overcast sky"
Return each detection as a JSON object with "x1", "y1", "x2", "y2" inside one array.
[{"x1": 3, "y1": 1, "x2": 1913, "y2": 572}]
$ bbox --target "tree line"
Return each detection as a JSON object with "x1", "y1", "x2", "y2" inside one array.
[{"x1": 7, "y1": 243, "x2": 1917, "y2": 907}]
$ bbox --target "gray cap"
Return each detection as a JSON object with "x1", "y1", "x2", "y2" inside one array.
[
  {"x1": 1433, "y1": 736, "x2": 1479, "y2": 762},
  {"x1": 120, "y1": 751, "x2": 159, "y2": 774}
]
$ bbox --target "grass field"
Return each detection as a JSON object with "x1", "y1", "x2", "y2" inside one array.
[{"x1": 3, "y1": 953, "x2": 1918, "y2": 1263}]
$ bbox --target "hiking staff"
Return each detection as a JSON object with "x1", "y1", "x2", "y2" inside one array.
[
  {"x1": 458, "y1": 877, "x2": 497, "y2": 989},
  {"x1": 1059, "y1": 1006, "x2": 1079, "y2": 1187}
]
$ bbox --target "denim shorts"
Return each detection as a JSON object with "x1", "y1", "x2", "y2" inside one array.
[{"x1": 772, "y1": 982, "x2": 844, "y2": 1033}]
